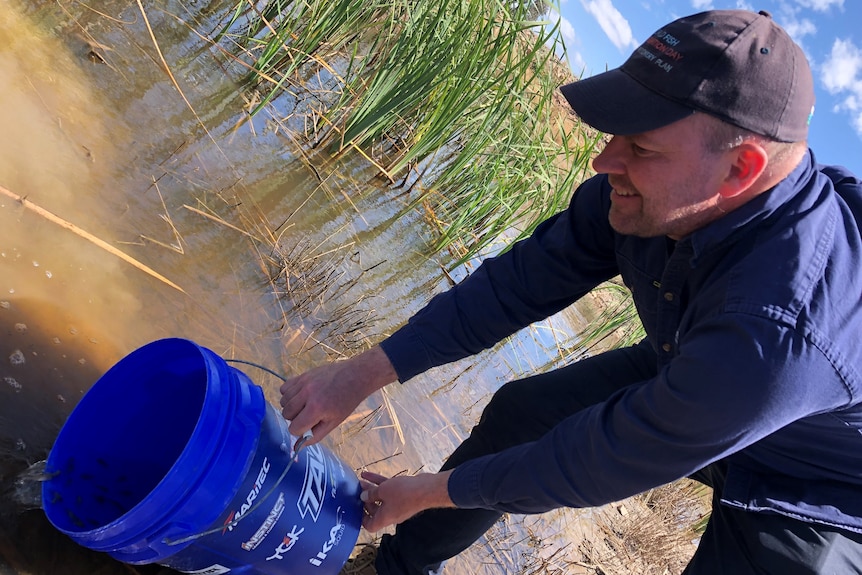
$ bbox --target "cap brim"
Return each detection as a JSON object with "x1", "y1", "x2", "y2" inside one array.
[{"x1": 560, "y1": 69, "x2": 695, "y2": 135}]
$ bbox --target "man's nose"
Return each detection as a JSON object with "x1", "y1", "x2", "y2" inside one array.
[{"x1": 591, "y1": 136, "x2": 625, "y2": 175}]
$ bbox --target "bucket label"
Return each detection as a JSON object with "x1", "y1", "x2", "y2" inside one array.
[
  {"x1": 223, "y1": 457, "x2": 271, "y2": 533},
  {"x1": 265, "y1": 524, "x2": 305, "y2": 562},
  {"x1": 178, "y1": 565, "x2": 230, "y2": 575},
  {"x1": 308, "y1": 506, "x2": 346, "y2": 567},
  {"x1": 297, "y1": 444, "x2": 327, "y2": 522},
  {"x1": 190, "y1": 401, "x2": 361, "y2": 573},
  {"x1": 242, "y1": 491, "x2": 285, "y2": 551}
]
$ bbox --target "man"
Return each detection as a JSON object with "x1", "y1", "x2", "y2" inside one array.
[{"x1": 280, "y1": 9, "x2": 862, "y2": 574}]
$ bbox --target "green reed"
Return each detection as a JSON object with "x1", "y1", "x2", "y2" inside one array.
[
  {"x1": 219, "y1": 0, "x2": 592, "y2": 264},
  {"x1": 338, "y1": 0, "x2": 554, "y2": 169},
  {"x1": 427, "y1": 84, "x2": 602, "y2": 262},
  {"x1": 217, "y1": 0, "x2": 390, "y2": 116},
  {"x1": 219, "y1": 0, "x2": 644, "y2": 359}
]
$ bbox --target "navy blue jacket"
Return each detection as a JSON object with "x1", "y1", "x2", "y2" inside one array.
[{"x1": 379, "y1": 151, "x2": 862, "y2": 533}]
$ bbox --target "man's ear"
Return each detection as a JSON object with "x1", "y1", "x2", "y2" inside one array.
[{"x1": 719, "y1": 142, "x2": 769, "y2": 201}]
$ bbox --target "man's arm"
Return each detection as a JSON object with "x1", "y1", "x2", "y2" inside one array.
[
  {"x1": 356, "y1": 315, "x2": 849, "y2": 530},
  {"x1": 381, "y1": 176, "x2": 619, "y2": 382},
  {"x1": 280, "y1": 176, "x2": 618, "y2": 441},
  {"x1": 445, "y1": 314, "x2": 850, "y2": 515},
  {"x1": 279, "y1": 345, "x2": 397, "y2": 442}
]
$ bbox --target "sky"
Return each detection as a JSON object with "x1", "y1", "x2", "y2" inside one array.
[{"x1": 547, "y1": 0, "x2": 861, "y2": 175}]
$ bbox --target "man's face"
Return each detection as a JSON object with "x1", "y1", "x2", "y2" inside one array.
[{"x1": 592, "y1": 114, "x2": 731, "y2": 239}]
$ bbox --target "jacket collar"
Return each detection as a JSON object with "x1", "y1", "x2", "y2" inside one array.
[{"x1": 687, "y1": 149, "x2": 816, "y2": 265}]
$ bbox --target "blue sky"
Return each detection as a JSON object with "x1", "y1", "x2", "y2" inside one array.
[{"x1": 548, "y1": 0, "x2": 861, "y2": 174}]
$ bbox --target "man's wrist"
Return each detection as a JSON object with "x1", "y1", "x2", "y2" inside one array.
[
  {"x1": 426, "y1": 470, "x2": 456, "y2": 510},
  {"x1": 356, "y1": 345, "x2": 398, "y2": 393}
]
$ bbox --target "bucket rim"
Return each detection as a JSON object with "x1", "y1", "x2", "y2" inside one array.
[{"x1": 43, "y1": 338, "x2": 263, "y2": 548}]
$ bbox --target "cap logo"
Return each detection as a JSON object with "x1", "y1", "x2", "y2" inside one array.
[{"x1": 639, "y1": 30, "x2": 684, "y2": 73}]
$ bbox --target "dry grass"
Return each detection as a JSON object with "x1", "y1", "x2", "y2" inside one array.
[
  {"x1": 575, "y1": 481, "x2": 711, "y2": 575},
  {"x1": 265, "y1": 237, "x2": 379, "y2": 355}
]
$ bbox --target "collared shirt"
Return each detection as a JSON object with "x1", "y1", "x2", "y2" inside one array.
[{"x1": 379, "y1": 151, "x2": 862, "y2": 532}]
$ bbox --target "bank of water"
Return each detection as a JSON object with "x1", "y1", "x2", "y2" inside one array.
[{"x1": 0, "y1": 1, "x2": 603, "y2": 573}]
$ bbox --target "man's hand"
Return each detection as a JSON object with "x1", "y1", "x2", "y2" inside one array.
[
  {"x1": 358, "y1": 470, "x2": 456, "y2": 532},
  {"x1": 279, "y1": 345, "x2": 397, "y2": 444}
]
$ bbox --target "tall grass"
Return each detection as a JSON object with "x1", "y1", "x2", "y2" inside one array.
[
  {"x1": 217, "y1": 0, "x2": 595, "y2": 264},
  {"x1": 217, "y1": 0, "x2": 643, "y2": 367}
]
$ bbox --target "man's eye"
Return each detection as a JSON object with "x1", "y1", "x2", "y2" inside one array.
[{"x1": 632, "y1": 143, "x2": 653, "y2": 156}]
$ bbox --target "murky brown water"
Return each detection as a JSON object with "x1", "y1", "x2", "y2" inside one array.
[{"x1": 0, "y1": 1, "x2": 606, "y2": 573}]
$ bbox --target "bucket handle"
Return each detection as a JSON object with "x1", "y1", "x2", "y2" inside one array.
[{"x1": 162, "y1": 359, "x2": 312, "y2": 546}]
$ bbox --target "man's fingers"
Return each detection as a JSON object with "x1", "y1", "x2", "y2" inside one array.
[
  {"x1": 278, "y1": 377, "x2": 302, "y2": 403},
  {"x1": 307, "y1": 421, "x2": 334, "y2": 446},
  {"x1": 362, "y1": 511, "x2": 385, "y2": 532},
  {"x1": 280, "y1": 401, "x2": 298, "y2": 422},
  {"x1": 279, "y1": 383, "x2": 304, "y2": 420},
  {"x1": 287, "y1": 412, "x2": 313, "y2": 438},
  {"x1": 361, "y1": 497, "x2": 396, "y2": 533},
  {"x1": 359, "y1": 483, "x2": 385, "y2": 532},
  {"x1": 281, "y1": 398, "x2": 306, "y2": 426},
  {"x1": 358, "y1": 472, "x2": 388, "y2": 532},
  {"x1": 359, "y1": 486, "x2": 379, "y2": 504},
  {"x1": 359, "y1": 478, "x2": 378, "y2": 491}
]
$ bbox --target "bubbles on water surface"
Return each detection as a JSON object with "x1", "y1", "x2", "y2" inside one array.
[
  {"x1": 5, "y1": 376, "x2": 22, "y2": 392},
  {"x1": 9, "y1": 349, "x2": 25, "y2": 365}
]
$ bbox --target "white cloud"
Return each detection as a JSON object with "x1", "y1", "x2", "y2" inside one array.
[
  {"x1": 821, "y1": 38, "x2": 862, "y2": 136},
  {"x1": 567, "y1": 48, "x2": 589, "y2": 75},
  {"x1": 782, "y1": 15, "x2": 817, "y2": 42},
  {"x1": 822, "y1": 38, "x2": 862, "y2": 92},
  {"x1": 557, "y1": 13, "x2": 588, "y2": 72},
  {"x1": 692, "y1": 0, "x2": 757, "y2": 12},
  {"x1": 558, "y1": 13, "x2": 576, "y2": 47},
  {"x1": 794, "y1": 0, "x2": 844, "y2": 12},
  {"x1": 542, "y1": 8, "x2": 588, "y2": 75},
  {"x1": 773, "y1": 2, "x2": 817, "y2": 62},
  {"x1": 580, "y1": 0, "x2": 638, "y2": 53}
]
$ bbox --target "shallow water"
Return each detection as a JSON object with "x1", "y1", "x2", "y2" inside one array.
[{"x1": 0, "y1": 1, "x2": 603, "y2": 573}]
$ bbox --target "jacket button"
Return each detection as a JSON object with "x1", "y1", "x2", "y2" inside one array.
[
  {"x1": 664, "y1": 292, "x2": 674, "y2": 301},
  {"x1": 662, "y1": 343, "x2": 672, "y2": 352}
]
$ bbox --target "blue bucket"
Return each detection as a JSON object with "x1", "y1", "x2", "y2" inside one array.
[{"x1": 42, "y1": 338, "x2": 362, "y2": 575}]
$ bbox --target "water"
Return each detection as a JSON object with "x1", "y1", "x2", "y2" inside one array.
[
  {"x1": 0, "y1": 1, "x2": 609, "y2": 573},
  {"x1": 4, "y1": 460, "x2": 50, "y2": 513}
]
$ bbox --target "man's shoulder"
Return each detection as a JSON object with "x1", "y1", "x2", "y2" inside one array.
[{"x1": 817, "y1": 163, "x2": 861, "y2": 188}]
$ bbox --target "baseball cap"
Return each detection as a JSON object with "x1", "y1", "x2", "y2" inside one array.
[{"x1": 560, "y1": 10, "x2": 815, "y2": 142}]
